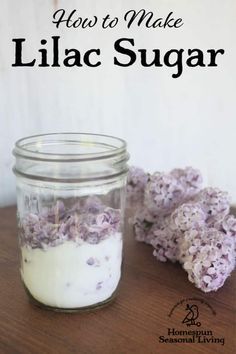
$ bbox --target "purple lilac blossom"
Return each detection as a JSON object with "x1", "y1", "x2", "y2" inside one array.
[
  {"x1": 41, "y1": 200, "x2": 66, "y2": 224},
  {"x1": 126, "y1": 166, "x2": 149, "y2": 205},
  {"x1": 133, "y1": 207, "x2": 156, "y2": 244},
  {"x1": 181, "y1": 228, "x2": 235, "y2": 292},
  {"x1": 144, "y1": 172, "x2": 184, "y2": 216},
  {"x1": 151, "y1": 223, "x2": 181, "y2": 263},
  {"x1": 196, "y1": 187, "x2": 230, "y2": 225},
  {"x1": 170, "y1": 203, "x2": 206, "y2": 232},
  {"x1": 133, "y1": 208, "x2": 181, "y2": 262},
  {"x1": 80, "y1": 208, "x2": 121, "y2": 244},
  {"x1": 151, "y1": 203, "x2": 206, "y2": 263},
  {"x1": 222, "y1": 214, "x2": 236, "y2": 253},
  {"x1": 222, "y1": 214, "x2": 236, "y2": 238},
  {"x1": 19, "y1": 198, "x2": 121, "y2": 249},
  {"x1": 132, "y1": 166, "x2": 235, "y2": 292},
  {"x1": 171, "y1": 167, "x2": 202, "y2": 199}
]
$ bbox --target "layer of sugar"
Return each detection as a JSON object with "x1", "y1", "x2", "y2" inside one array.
[{"x1": 21, "y1": 233, "x2": 122, "y2": 308}]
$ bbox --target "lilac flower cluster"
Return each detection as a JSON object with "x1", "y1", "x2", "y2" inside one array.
[
  {"x1": 195, "y1": 187, "x2": 230, "y2": 227},
  {"x1": 144, "y1": 167, "x2": 202, "y2": 216},
  {"x1": 170, "y1": 167, "x2": 203, "y2": 198},
  {"x1": 151, "y1": 222, "x2": 181, "y2": 263},
  {"x1": 132, "y1": 166, "x2": 236, "y2": 292},
  {"x1": 144, "y1": 172, "x2": 184, "y2": 216},
  {"x1": 126, "y1": 166, "x2": 149, "y2": 205},
  {"x1": 170, "y1": 203, "x2": 206, "y2": 232},
  {"x1": 19, "y1": 197, "x2": 121, "y2": 249},
  {"x1": 180, "y1": 228, "x2": 235, "y2": 292}
]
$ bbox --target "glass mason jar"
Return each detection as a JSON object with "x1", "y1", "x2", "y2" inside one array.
[{"x1": 13, "y1": 133, "x2": 129, "y2": 311}]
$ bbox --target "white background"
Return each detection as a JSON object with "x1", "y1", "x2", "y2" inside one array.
[{"x1": 0, "y1": 0, "x2": 236, "y2": 206}]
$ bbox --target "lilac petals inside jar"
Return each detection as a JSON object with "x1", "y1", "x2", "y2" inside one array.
[{"x1": 13, "y1": 133, "x2": 129, "y2": 311}]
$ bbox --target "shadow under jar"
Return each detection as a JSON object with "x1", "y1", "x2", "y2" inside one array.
[{"x1": 13, "y1": 133, "x2": 129, "y2": 312}]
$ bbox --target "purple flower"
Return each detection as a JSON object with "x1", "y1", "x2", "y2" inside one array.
[
  {"x1": 97, "y1": 208, "x2": 121, "y2": 229},
  {"x1": 41, "y1": 200, "x2": 66, "y2": 224},
  {"x1": 133, "y1": 207, "x2": 157, "y2": 243},
  {"x1": 19, "y1": 197, "x2": 121, "y2": 248},
  {"x1": 181, "y1": 228, "x2": 235, "y2": 292},
  {"x1": 222, "y1": 214, "x2": 236, "y2": 238},
  {"x1": 196, "y1": 187, "x2": 230, "y2": 224},
  {"x1": 128, "y1": 166, "x2": 202, "y2": 216},
  {"x1": 144, "y1": 172, "x2": 184, "y2": 216},
  {"x1": 127, "y1": 166, "x2": 149, "y2": 205},
  {"x1": 76, "y1": 208, "x2": 121, "y2": 244},
  {"x1": 171, "y1": 167, "x2": 203, "y2": 199},
  {"x1": 170, "y1": 203, "x2": 206, "y2": 232},
  {"x1": 131, "y1": 167, "x2": 235, "y2": 292},
  {"x1": 151, "y1": 226, "x2": 181, "y2": 263}
]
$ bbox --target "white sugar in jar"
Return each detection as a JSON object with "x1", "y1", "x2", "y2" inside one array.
[{"x1": 13, "y1": 133, "x2": 129, "y2": 311}]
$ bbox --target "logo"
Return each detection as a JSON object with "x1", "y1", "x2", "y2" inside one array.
[
  {"x1": 182, "y1": 304, "x2": 201, "y2": 327},
  {"x1": 158, "y1": 297, "x2": 225, "y2": 346}
]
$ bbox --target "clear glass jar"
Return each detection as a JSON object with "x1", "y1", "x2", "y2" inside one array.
[{"x1": 13, "y1": 133, "x2": 129, "y2": 311}]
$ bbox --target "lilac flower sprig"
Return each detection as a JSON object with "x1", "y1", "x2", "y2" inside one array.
[
  {"x1": 143, "y1": 167, "x2": 202, "y2": 217},
  {"x1": 131, "y1": 166, "x2": 235, "y2": 292},
  {"x1": 181, "y1": 228, "x2": 235, "y2": 292}
]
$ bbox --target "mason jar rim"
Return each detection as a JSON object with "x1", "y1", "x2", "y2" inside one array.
[{"x1": 13, "y1": 132, "x2": 127, "y2": 162}]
